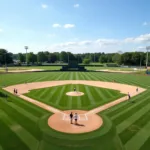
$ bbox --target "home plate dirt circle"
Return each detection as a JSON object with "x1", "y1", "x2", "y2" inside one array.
[
  {"x1": 48, "y1": 110, "x2": 103, "y2": 134},
  {"x1": 66, "y1": 91, "x2": 84, "y2": 96}
]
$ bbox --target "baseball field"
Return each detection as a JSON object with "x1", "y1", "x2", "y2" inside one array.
[{"x1": 0, "y1": 71, "x2": 150, "y2": 150}]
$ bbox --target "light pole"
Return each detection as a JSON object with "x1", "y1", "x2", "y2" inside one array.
[{"x1": 25, "y1": 46, "x2": 28, "y2": 66}]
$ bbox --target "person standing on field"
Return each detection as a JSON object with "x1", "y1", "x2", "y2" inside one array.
[
  {"x1": 14, "y1": 88, "x2": 16, "y2": 94},
  {"x1": 69, "y1": 112, "x2": 73, "y2": 124},
  {"x1": 128, "y1": 92, "x2": 131, "y2": 100},
  {"x1": 136, "y1": 87, "x2": 138, "y2": 92},
  {"x1": 16, "y1": 89, "x2": 18, "y2": 95},
  {"x1": 74, "y1": 113, "x2": 78, "y2": 125}
]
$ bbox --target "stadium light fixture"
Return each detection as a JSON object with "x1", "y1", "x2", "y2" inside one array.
[{"x1": 24, "y1": 46, "x2": 28, "y2": 66}]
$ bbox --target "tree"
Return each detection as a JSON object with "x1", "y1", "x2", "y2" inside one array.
[
  {"x1": 27, "y1": 52, "x2": 37, "y2": 64},
  {"x1": 0, "y1": 49, "x2": 13, "y2": 65},
  {"x1": 121, "y1": 52, "x2": 132, "y2": 65},
  {"x1": 68, "y1": 52, "x2": 76, "y2": 61},
  {"x1": 37, "y1": 52, "x2": 47, "y2": 63},
  {"x1": 83, "y1": 58, "x2": 91, "y2": 64},
  {"x1": 18, "y1": 53, "x2": 25, "y2": 63},
  {"x1": 48, "y1": 53, "x2": 57, "y2": 63},
  {"x1": 99, "y1": 55, "x2": 107, "y2": 63},
  {"x1": 60, "y1": 51, "x2": 68, "y2": 63},
  {"x1": 112, "y1": 53, "x2": 121, "y2": 64}
]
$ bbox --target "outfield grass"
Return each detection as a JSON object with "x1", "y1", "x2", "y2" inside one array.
[
  {"x1": 25, "y1": 84, "x2": 124, "y2": 110},
  {"x1": 0, "y1": 71, "x2": 150, "y2": 150}
]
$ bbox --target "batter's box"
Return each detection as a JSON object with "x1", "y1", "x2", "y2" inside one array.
[{"x1": 62, "y1": 114, "x2": 88, "y2": 121}]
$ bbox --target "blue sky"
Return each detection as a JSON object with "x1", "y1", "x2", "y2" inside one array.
[{"x1": 0, "y1": 0, "x2": 150, "y2": 54}]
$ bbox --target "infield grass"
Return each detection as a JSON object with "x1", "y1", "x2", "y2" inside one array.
[{"x1": 25, "y1": 84, "x2": 125, "y2": 110}]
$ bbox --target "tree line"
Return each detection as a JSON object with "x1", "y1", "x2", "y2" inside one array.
[{"x1": 0, "y1": 48, "x2": 150, "y2": 66}]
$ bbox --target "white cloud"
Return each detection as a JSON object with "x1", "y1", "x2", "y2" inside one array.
[
  {"x1": 52, "y1": 24, "x2": 61, "y2": 28},
  {"x1": 95, "y1": 39, "x2": 120, "y2": 46},
  {"x1": 74, "y1": 4, "x2": 80, "y2": 8},
  {"x1": 46, "y1": 33, "x2": 150, "y2": 53},
  {"x1": 64, "y1": 24, "x2": 75, "y2": 28},
  {"x1": 79, "y1": 41, "x2": 92, "y2": 45},
  {"x1": 124, "y1": 34, "x2": 150, "y2": 43},
  {"x1": 3, "y1": 33, "x2": 150, "y2": 54},
  {"x1": 0, "y1": 28, "x2": 3, "y2": 32},
  {"x1": 41, "y1": 4, "x2": 48, "y2": 9}
]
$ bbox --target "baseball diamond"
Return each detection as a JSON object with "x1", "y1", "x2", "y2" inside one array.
[{"x1": 0, "y1": 71, "x2": 150, "y2": 150}]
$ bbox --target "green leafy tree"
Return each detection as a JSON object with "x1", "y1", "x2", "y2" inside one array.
[
  {"x1": 27, "y1": 52, "x2": 37, "y2": 64},
  {"x1": 0, "y1": 49, "x2": 13, "y2": 65},
  {"x1": 37, "y1": 52, "x2": 47, "y2": 63},
  {"x1": 112, "y1": 53, "x2": 121, "y2": 64},
  {"x1": 83, "y1": 58, "x2": 91, "y2": 64},
  {"x1": 99, "y1": 55, "x2": 107, "y2": 63},
  {"x1": 18, "y1": 53, "x2": 25, "y2": 63}
]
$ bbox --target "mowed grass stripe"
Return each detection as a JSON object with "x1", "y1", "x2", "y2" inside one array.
[
  {"x1": 78, "y1": 72, "x2": 85, "y2": 80},
  {"x1": 0, "y1": 98, "x2": 38, "y2": 122},
  {"x1": 124, "y1": 120, "x2": 150, "y2": 150},
  {"x1": 81, "y1": 72, "x2": 91, "y2": 80},
  {"x1": 119, "y1": 109, "x2": 150, "y2": 144},
  {"x1": 106, "y1": 91, "x2": 150, "y2": 118},
  {"x1": 55, "y1": 72, "x2": 66, "y2": 80},
  {"x1": 0, "y1": 109, "x2": 38, "y2": 150},
  {"x1": 69, "y1": 72, "x2": 74, "y2": 80},
  {"x1": 67, "y1": 84, "x2": 74, "y2": 108},
  {"x1": 0, "y1": 145, "x2": 3, "y2": 150},
  {"x1": 76, "y1": 84, "x2": 82, "y2": 108},
  {"x1": 139, "y1": 136, "x2": 150, "y2": 150},
  {"x1": 112, "y1": 95, "x2": 150, "y2": 126},
  {"x1": 84, "y1": 85, "x2": 96, "y2": 105},
  {"x1": 75, "y1": 72, "x2": 79, "y2": 80},
  {"x1": 1, "y1": 89, "x2": 48, "y2": 118},
  {"x1": 57, "y1": 85, "x2": 70, "y2": 109},
  {"x1": 11, "y1": 96, "x2": 48, "y2": 118},
  {"x1": 55, "y1": 85, "x2": 68, "y2": 105},
  {"x1": 111, "y1": 92, "x2": 150, "y2": 119},
  {"x1": 117, "y1": 99, "x2": 150, "y2": 134},
  {"x1": 0, "y1": 98, "x2": 41, "y2": 140},
  {"x1": 90, "y1": 72, "x2": 112, "y2": 82},
  {"x1": 61, "y1": 72, "x2": 71, "y2": 80},
  {"x1": 0, "y1": 119, "x2": 30, "y2": 150}
]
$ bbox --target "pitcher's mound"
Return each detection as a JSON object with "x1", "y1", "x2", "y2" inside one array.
[
  {"x1": 66, "y1": 91, "x2": 84, "y2": 96},
  {"x1": 48, "y1": 110, "x2": 103, "y2": 134}
]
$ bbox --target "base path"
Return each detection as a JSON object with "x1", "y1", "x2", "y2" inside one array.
[
  {"x1": 3, "y1": 80, "x2": 146, "y2": 114},
  {"x1": 3, "y1": 80, "x2": 146, "y2": 134}
]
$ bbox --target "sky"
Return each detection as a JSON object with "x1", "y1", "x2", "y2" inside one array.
[{"x1": 1, "y1": 0, "x2": 150, "y2": 54}]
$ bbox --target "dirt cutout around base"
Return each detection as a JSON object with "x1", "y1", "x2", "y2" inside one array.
[
  {"x1": 66, "y1": 91, "x2": 84, "y2": 96},
  {"x1": 48, "y1": 110, "x2": 103, "y2": 134}
]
